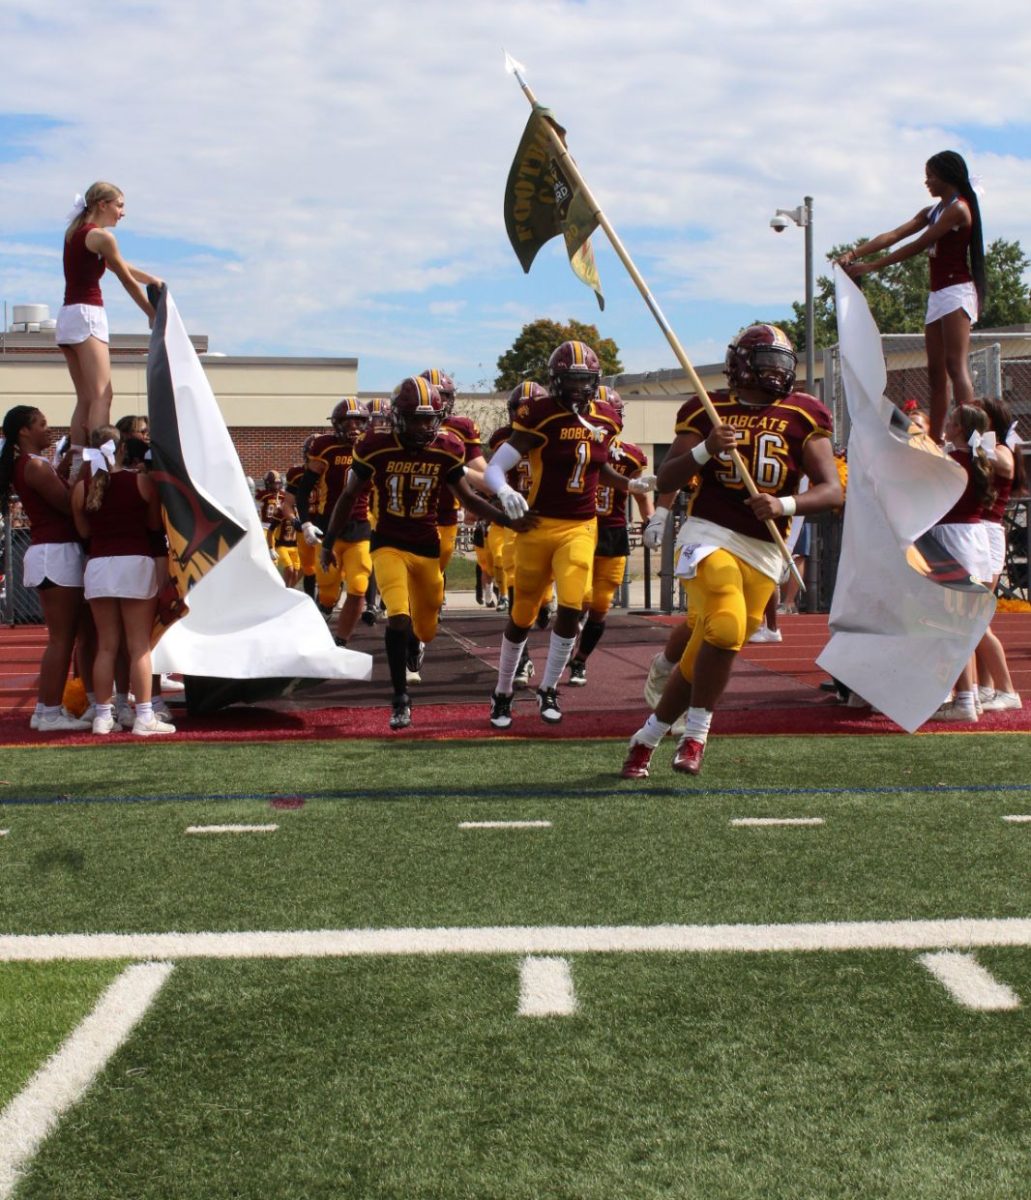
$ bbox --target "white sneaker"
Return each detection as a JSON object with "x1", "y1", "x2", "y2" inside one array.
[
  {"x1": 977, "y1": 685, "x2": 996, "y2": 705},
  {"x1": 80, "y1": 704, "x2": 96, "y2": 724},
  {"x1": 748, "y1": 625, "x2": 783, "y2": 643},
  {"x1": 29, "y1": 711, "x2": 42, "y2": 731},
  {"x1": 929, "y1": 701, "x2": 978, "y2": 723},
  {"x1": 132, "y1": 715, "x2": 176, "y2": 736},
  {"x1": 160, "y1": 674, "x2": 185, "y2": 694},
  {"x1": 36, "y1": 708, "x2": 91, "y2": 732},
  {"x1": 152, "y1": 699, "x2": 174, "y2": 722},
  {"x1": 980, "y1": 691, "x2": 1022, "y2": 712},
  {"x1": 644, "y1": 652, "x2": 674, "y2": 708},
  {"x1": 92, "y1": 714, "x2": 117, "y2": 735},
  {"x1": 115, "y1": 702, "x2": 135, "y2": 729}
]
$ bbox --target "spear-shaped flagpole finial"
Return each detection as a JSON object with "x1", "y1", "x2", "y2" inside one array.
[{"x1": 503, "y1": 49, "x2": 536, "y2": 105}]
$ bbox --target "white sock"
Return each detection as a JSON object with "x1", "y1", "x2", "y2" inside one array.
[
  {"x1": 95, "y1": 703, "x2": 113, "y2": 721},
  {"x1": 634, "y1": 714, "x2": 671, "y2": 748},
  {"x1": 496, "y1": 635, "x2": 525, "y2": 695},
  {"x1": 682, "y1": 706, "x2": 714, "y2": 744},
  {"x1": 541, "y1": 633, "x2": 577, "y2": 690},
  {"x1": 136, "y1": 701, "x2": 154, "y2": 722},
  {"x1": 954, "y1": 690, "x2": 976, "y2": 711}
]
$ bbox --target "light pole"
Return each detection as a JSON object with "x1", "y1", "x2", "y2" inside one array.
[{"x1": 770, "y1": 196, "x2": 814, "y2": 395}]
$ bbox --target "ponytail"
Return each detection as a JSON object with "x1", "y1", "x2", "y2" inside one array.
[
  {"x1": 65, "y1": 180, "x2": 122, "y2": 242},
  {"x1": 0, "y1": 405, "x2": 40, "y2": 515},
  {"x1": 927, "y1": 151, "x2": 986, "y2": 310}
]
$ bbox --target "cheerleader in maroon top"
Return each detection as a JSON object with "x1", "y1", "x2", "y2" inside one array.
[
  {"x1": 973, "y1": 397, "x2": 1025, "y2": 711},
  {"x1": 838, "y1": 151, "x2": 985, "y2": 445},
  {"x1": 58, "y1": 181, "x2": 162, "y2": 462},
  {"x1": 71, "y1": 426, "x2": 175, "y2": 736},
  {"x1": 0, "y1": 405, "x2": 93, "y2": 732}
]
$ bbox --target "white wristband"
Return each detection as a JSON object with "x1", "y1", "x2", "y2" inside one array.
[
  {"x1": 779, "y1": 495, "x2": 797, "y2": 517},
  {"x1": 691, "y1": 441, "x2": 712, "y2": 466}
]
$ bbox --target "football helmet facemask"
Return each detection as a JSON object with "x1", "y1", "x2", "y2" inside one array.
[
  {"x1": 548, "y1": 340, "x2": 601, "y2": 412},
  {"x1": 391, "y1": 376, "x2": 444, "y2": 448},
  {"x1": 365, "y1": 396, "x2": 392, "y2": 433},
  {"x1": 419, "y1": 368, "x2": 456, "y2": 417},
  {"x1": 725, "y1": 324, "x2": 797, "y2": 399},
  {"x1": 329, "y1": 397, "x2": 369, "y2": 443},
  {"x1": 595, "y1": 385, "x2": 624, "y2": 431}
]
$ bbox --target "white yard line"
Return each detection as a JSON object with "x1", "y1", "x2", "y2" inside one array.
[
  {"x1": 458, "y1": 821, "x2": 553, "y2": 830},
  {"x1": 4, "y1": 918, "x2": 1031, "y2": 962},
  {"x1": 518, "y1": 956, "x2": 577, "y2": 1017},
  {"x1": 0, "y1": 962, "x2": 173, "y2": 1199},
  {"x1": 918, "y1": 951, "x2": 1021, "y2": 1011},
  {"x1": 730, "y1": 817, "x2": 825, "y2": 827},
  {"x1": 1002, "y1": 815, "x2": 1031, "y2": 824},
  {"x1": 184, "y1": 824, "x2": 278, "y2": 835}
]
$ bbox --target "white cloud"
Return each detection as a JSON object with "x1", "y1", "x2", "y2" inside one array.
[{"x1": 1, "y1": 0, "x2": 1029, "y2": 387}]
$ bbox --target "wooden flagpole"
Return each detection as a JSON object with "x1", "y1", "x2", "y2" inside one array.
[{"x1": 504, "y1": 53, "x2": 804, "y2": 590}]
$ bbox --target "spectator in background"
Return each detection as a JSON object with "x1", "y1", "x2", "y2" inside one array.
[{"x1": 1, "y1": 405, "x2": 92, "y2": 731}]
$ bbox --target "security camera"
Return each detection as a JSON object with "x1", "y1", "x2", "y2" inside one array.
[{"x1": 769, "y1": 215, "x2": 790, "y2": 233}]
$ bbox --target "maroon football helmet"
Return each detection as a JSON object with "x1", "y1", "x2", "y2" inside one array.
[
  {"x1": 725, "y1": 324, "x2": 797, "y2": 398},
  {"x1": 419, "y1": 368, "x2": 456, "y2": 416},
  {"x1": 365, "y1": 396, "x2": 392, "y2": 433},
  {"x1": 595, "y1": 385, "x2": 624, "y2": 430},
  {"x1": 548, "y1": 340, "x2": 601, "y2": 411},
  {"x1": 301, "y1": 434, "x2": 317, "y2": 459},
  {"x1": 329, "y1": 396, "x2": 369, "y2": 443},
  {"x1": 507, "y1": 379, "x2": 548, "y2": 420},
  {"x1": 391, "y1": 376, "x2": 444, "y2": 448}
]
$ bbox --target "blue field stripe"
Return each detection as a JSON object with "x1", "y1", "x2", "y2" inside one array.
[{"x1": 2, "y1": 783, "x2": 1030, "y2": 807}]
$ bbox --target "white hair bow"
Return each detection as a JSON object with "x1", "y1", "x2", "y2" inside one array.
[
  {"x1": 979, "y1": 430, "x2": 997, "y2": 461},
  {"x1": 65, "y1": 193, "x2": 87, "y2": 223},
  {"x1": 1006, "y1": 421, "x2": 1023, "y2": 451},
  {"x1": 83, "y1": 439, "x2": 117, "y2": 473}
]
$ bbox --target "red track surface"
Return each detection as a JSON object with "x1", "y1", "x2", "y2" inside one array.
[{"x1": 2, "y1": 611, "x2": 1029, "y2": 744}]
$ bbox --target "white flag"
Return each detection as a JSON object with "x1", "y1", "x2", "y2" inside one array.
[
  {"x1": 816, "y1": 267, "x2": 995, "y2": 732},
  {"x1": 147, "y1": 290, "x2": 372, "y2": 686}
]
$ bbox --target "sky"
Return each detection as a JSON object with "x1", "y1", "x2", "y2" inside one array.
[{"x1": 2, "y1": 0, "x2": 1030, "y2": 392}]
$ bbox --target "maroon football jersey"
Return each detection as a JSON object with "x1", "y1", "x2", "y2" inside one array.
[
  {"x1": 308, "y1": 432, "x2": 370, "y2": 523},
  {"x1": 674, "y1": 389, "x2": 833, "y2": 541},
  {"x1": 511, "y1": 395, "x2": 620, "y2": 520},
  {"x1": 351, "y1": 428, "x2": 466, "y2": 556},
  {"x1": 488, "y1": 424, "x2": 534, "y2": 498},
  {"x1": 437, "y1": 413, "x2": 483, "y2": 527},
  {"x1": 597, "y1": 440, "x2": 647, "y2": 530}
]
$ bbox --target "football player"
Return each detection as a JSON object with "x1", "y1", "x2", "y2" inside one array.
[
  {"x1": 483, "y1": 341, "x2": 654, "y2": 728},
  {"x1": 256, "y1": 470, "x2": 284, "y2": 555},
  {"x1": 322, "y1": 376, "x2": 533, "y2": 731},
  {"x1": 295, "y1": 397, "x2": 373, "y2": 646},
  {"x1": 620, "y1": 325, "x2": 841, "y2": 779},
  {"x1": 567, "y1": 388, "x2": 653, "y2": 686},
  {"x1": 420, "y1": 369, "x2": 487, "y2": 578},
  {"x1": 281, "y1": 435, "x2": 319, "y2": 599}
]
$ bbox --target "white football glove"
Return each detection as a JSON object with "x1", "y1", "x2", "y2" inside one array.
[
  {"x1": 627, "y1": 473, "x2": 657, "y2": 495},
  {"x1": 496, "y1": 484, "x2": 529, "y2": 521},
  {"x1": 642, "y1": 506, "x2": 669, "y2": 550},
  {"x1": 301, "y1": 521, "x2": 323, "y2": 546}
]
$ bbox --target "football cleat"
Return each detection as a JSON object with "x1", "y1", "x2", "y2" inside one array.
[
  {"x1": 513, "y1": 653, "x2": 535, "y2": 688},
  {"x1": 406, "y1": 640, "x2": 425, "y2": 684},
  {"x1": 536, "y1": 687, "x2": 562, "y2": 724},
  {"x1": 672, "y1": 737, "x2": 706, "y2": 775},
  {"x1": 489, "y1": 691, "x2": 514, "y2": 729},
  {"x1": 389, "y1": 693, "x2": 412, "y2": 730},
  {"x1": 748, "y1": 625, "x2": 783, "y2": 643},
  {"x1": 495, "y1": 595, "x2": 509, "y2": 614},
  {"x1": 361, "y1": 605, "x2": 377, "y2": 626},
  {"x1": 567, "y1": 659, "x2": 587, "y2": 687},
  {"x1": 620, "y1": 739, "x2": 654, "y2": 780}
]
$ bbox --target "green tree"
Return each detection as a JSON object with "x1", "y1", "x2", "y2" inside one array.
[
  {"x1": 494, "y1": 318, "x2": 622, "y2": 392},
  {"x1": 770, "y1": 237, "x2": 1031, "y2": 353}
]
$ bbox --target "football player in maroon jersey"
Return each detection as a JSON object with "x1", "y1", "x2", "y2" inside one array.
[
  {"x1": 322, "y1": 377, "x2": 533, "y2": 731},
  {"x1": 567, "y1": 388, "x2": 653, "y2": 686},
  {"x1": 295, "y1": 398, "x2": 373, "y2": 646},
  {"x1": 483, "y1": 342, "x2": 654, "y2": 729},
  {"x1": 621, "y1": 325, "x2": 842, "y2": 779}
]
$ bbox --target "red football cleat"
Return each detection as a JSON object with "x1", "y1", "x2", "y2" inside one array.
[
  {"x1": 620, "y1": 739, "x2": 654, "y2": 779},
  {"x1": 672, "y1": 737, "x2": 706, "y2": 775}
]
